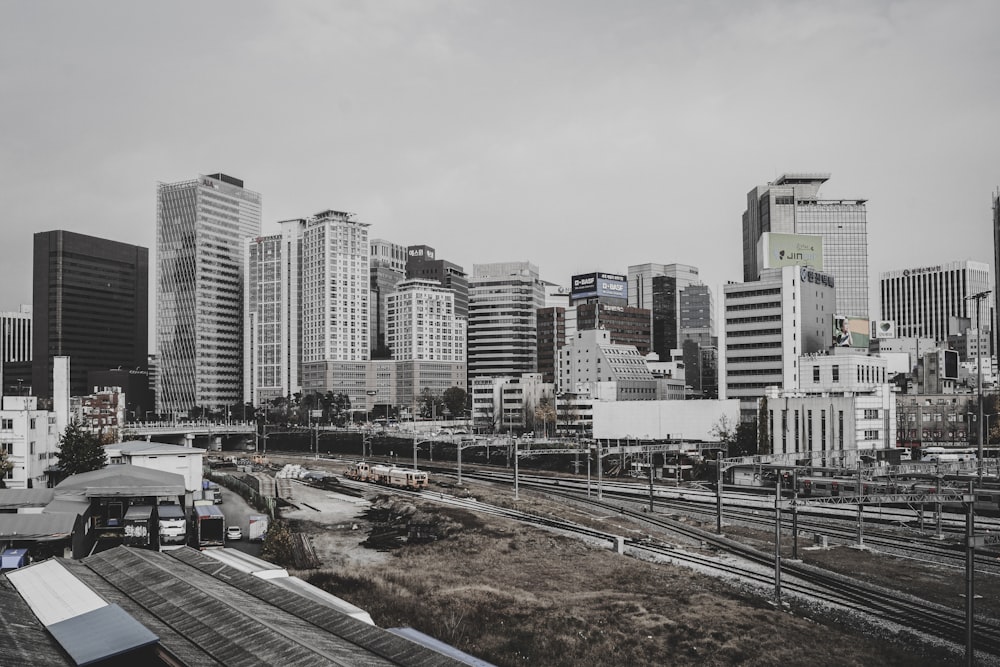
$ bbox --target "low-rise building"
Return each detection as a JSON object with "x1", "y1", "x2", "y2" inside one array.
[{"x1": 0, "y1": 396, "x2": 58, "y2": 489}]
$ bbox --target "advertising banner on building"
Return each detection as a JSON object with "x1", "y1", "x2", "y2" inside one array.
[
  {"x1": 761, "y1": 232, "x2": 823, "y2": 270},
  {"x1": 870, "y1": 320, "x2": 897, "y2": 339},
  {"x1": 833, "y1": 315, "x2": 870, "y2": 348},
  {"x1": 571, "y1": 272, "x2": 627, "y2": 299}
]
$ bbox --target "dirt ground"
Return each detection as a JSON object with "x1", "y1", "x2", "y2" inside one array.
[{"x1": 277, "y1": 474, "x2": 998, "y2": 667}]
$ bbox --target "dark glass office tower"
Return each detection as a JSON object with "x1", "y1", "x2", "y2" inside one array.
[{"x1": 32, "y1": 230, "x2": 148, "y2": 398}]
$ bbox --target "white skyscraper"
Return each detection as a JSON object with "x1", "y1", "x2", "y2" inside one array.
[
  {"x1": 156, "y1": 173, "x2": 261, "y2": 416},
  {"x1": 244, "y1": 219, "x2": 305, "y2": 406}
]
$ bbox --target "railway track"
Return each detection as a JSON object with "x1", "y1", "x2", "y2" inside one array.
[{"x1": 268, "y1": 453, "x2": 1000, "y2": 659}]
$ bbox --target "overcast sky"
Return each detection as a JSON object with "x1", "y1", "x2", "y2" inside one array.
[{"x1": 2, "y1": 1, "x2": 998, "y2": 341}]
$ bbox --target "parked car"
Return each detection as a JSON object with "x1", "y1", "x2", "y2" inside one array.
[{"x1": 226, "y1": 525, "x2": 243, "y2": 541}]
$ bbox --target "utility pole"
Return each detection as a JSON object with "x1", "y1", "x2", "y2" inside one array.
[{"x1": 966, "y1": 289, "x2": 991, "y2": 485}]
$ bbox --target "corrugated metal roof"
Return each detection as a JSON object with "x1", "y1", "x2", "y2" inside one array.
[
  {"x1": 6, "y1": 559, "x2": 107, "y2": 626},
  {"x1": 84, "y1": 547, "x2": 401, "y2": 666},
  {"x1": 0, "y1": 513, "x2": 76, "y2": 540},
  {"x1": 0, "y1": 577, "x2": 71, "y2": 665},
  {"x1": 201, "y1": 547, "x2": 290, "y2": 579},
  {"x1": 169, "y1": 548, "x2": 469, "y2": 666},
  {"x1": 268, "y1": 576, "x2": 374, "y2": 625},
  {"x1": 0, "y1": 488, "x2": 55, "y2": 510},
  {"x1": 54, "y1": 464, "x2": 185, "y2": 497},
  {"x1": 48, "y1": 603, "x2": 158, "y2": 666}
]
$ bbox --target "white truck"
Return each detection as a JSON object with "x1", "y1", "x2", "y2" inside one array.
[
  {"x1": 157, "y1": 504, "x2": 187, "y2": 550},
  {"x1": 248, "y1": 514, "x2": 269, "y2": 543}
]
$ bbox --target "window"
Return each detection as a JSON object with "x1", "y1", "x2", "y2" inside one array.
[
  {"x1": 0, "y1": 419, "x2": 11, "y2": 430},
  {"x1": 813, "y1": 367, "x2": 820, "y2": 382},
  {"x1": 832, "y1": 366, "x2": 840, "y2": 382}
]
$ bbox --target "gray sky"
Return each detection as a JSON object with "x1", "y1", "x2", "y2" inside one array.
[{"x1": 2, "y1": 1, "x2": 998, "y2": 339}]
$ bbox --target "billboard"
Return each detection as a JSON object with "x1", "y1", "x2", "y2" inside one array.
[
  {"x1": 571, "y1": 272, "x2": 627, "y2": 300},
  {"x1": 761, "y1": 232, "x2": 823, "y2": 270},
  {"x1": 942, "y1": 349, "x2": 959, "y2": 380},
  {"x1": 870, "y1": 320, "x2": 897, "y2": 340},
  {"x1": 833, "y1": 315, "x2": 870, "y2": 349}
]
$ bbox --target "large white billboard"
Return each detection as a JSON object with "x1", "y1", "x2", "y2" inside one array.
[{"x1": 760, "y1": 232, "x2": 823, "y2": 270}]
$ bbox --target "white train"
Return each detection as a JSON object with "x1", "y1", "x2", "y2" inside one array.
[{"x1": 344, "y1": 461, "x2": 429, "y2": 490}]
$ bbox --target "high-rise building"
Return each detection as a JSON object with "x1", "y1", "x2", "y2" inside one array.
[
  {"x1": 880, "y1": 260, "x2": 991, "y2": 343},
  {"x1": 723, "y1": 266, "x2": 837, "y2": 412},
  {"x1": 386, "y1": 279, "x2": 467, "y2": 409},
  {"x1": 32, "y1": 231, "x2": 148, "y2": 399},
  {"x1": 244, "y1": 219, "x2": 305, "y2": 407},
  {"x1": 156, "y1": 173, "x2": 261, "y2": 417},
  {"x1": 536, "y1": 307, "x2": 566, "y2": 384},
  {"x1": 300, "y1": 210, "x2": 371, "y2": 397},
  {"x1": 467, "y1": 262, "x2": 545, "y2": 383},
  {"x1": 406, "y1": 245, "x2": 469, "y2": 318},
  {"x1": 680, "y1": 284, "x2": 715, "y2": 345},
  {"x1": 1, "y1": 305, "x2": 32, "y2": 396},
  {"x1": 742, "y1": 174, "x2": 869, "y2": 318},
  {"x1": 575, "y1": 303, "x2": 652, "y2": 357},
  {"x1": 628, "y1": 263, "x2": 701, "y2": 357},
  {"x1": 386, "y1": 279, "x2": 465, "y2": 363},
  {"x1": 370, "y1": 239, "x2": 407, "y2": 358}
]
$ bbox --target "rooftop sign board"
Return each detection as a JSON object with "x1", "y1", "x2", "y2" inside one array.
[{"x1": 571, "y1": 272, "x2": 627, "y2": 299}]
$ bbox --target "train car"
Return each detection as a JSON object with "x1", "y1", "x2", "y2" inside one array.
[
  {"x1": 797, "y1": 476, "x2": 899, "y2": 498},
  {"x1": 388, "y1": 468, "x2": 429, "y2": 490},
  {"x1": 344, "y1": 461, "x2": 374, "y2": 482},
  {"x1": 345, "y1": 461, "x2": 430, "y2": 490}
]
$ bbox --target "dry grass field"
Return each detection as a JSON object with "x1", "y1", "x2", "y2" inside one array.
[{"x1": 290, "y1": 480, "x2": 987, "y2": 667}]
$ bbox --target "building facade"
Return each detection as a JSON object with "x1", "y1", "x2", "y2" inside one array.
[
  {"x1": 557, "y1": 329, "x2": 657, "y2": 401},
  {"x1": 880, "y1": 260, "x2": 992, "y2": 343},
  {"x1": 467, "y1": 262, "x2": 545, "y2": 383},
  {"x1": 32, "y1": 231, "x2": 148, "y2": 400},
  {"x1": 301, "y1": 211, "x2": 371, "y2": 366},
  {"x1": 406, "y1": 245, "x2": 469, "y2": 319},
  {"x1": 575, "y1": 303, "x2": 652, "y2": 357},
  {"x1": 386, "y1": 279, "x2": 466, "y2": 363},
  {"x1": 156, "y1": 174, "x2": 261, "y2": 417},
  {"x1": 536, "y1": 307, "x2": 566, "y2": 384},
  {"x1": 244, "y1": 219, "x2": 305, "y2": 407},
  {"x1": 722, "y1": 266, "x2": 837, "y2": 409},
  {"x1": 628, "y1": 263, "x2": 702, "y2": 357},
  {"x1": 369, "y1": 239, "x2": 407, "y2": 358},
  {"x1": 1, "y1": 305, "x2": 32, "y2": 397},
  {"x1": 0, "y1": 396, "x2": 57, "y2": 489},
  {"x1": 742, "y1": 174, "x2": 869, "y2": 319},
  {"x1": 763, "y1": 385, "x2": 896, "y2": 465}
]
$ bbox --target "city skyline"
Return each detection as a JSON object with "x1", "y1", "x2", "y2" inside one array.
[{"x1": 1, "y1": 2, "x2": 998, "y2": 336}]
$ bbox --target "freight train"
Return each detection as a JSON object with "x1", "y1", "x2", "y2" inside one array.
[{"x1": 344, "y1": 461, "x2": 429, "y2": 490}]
